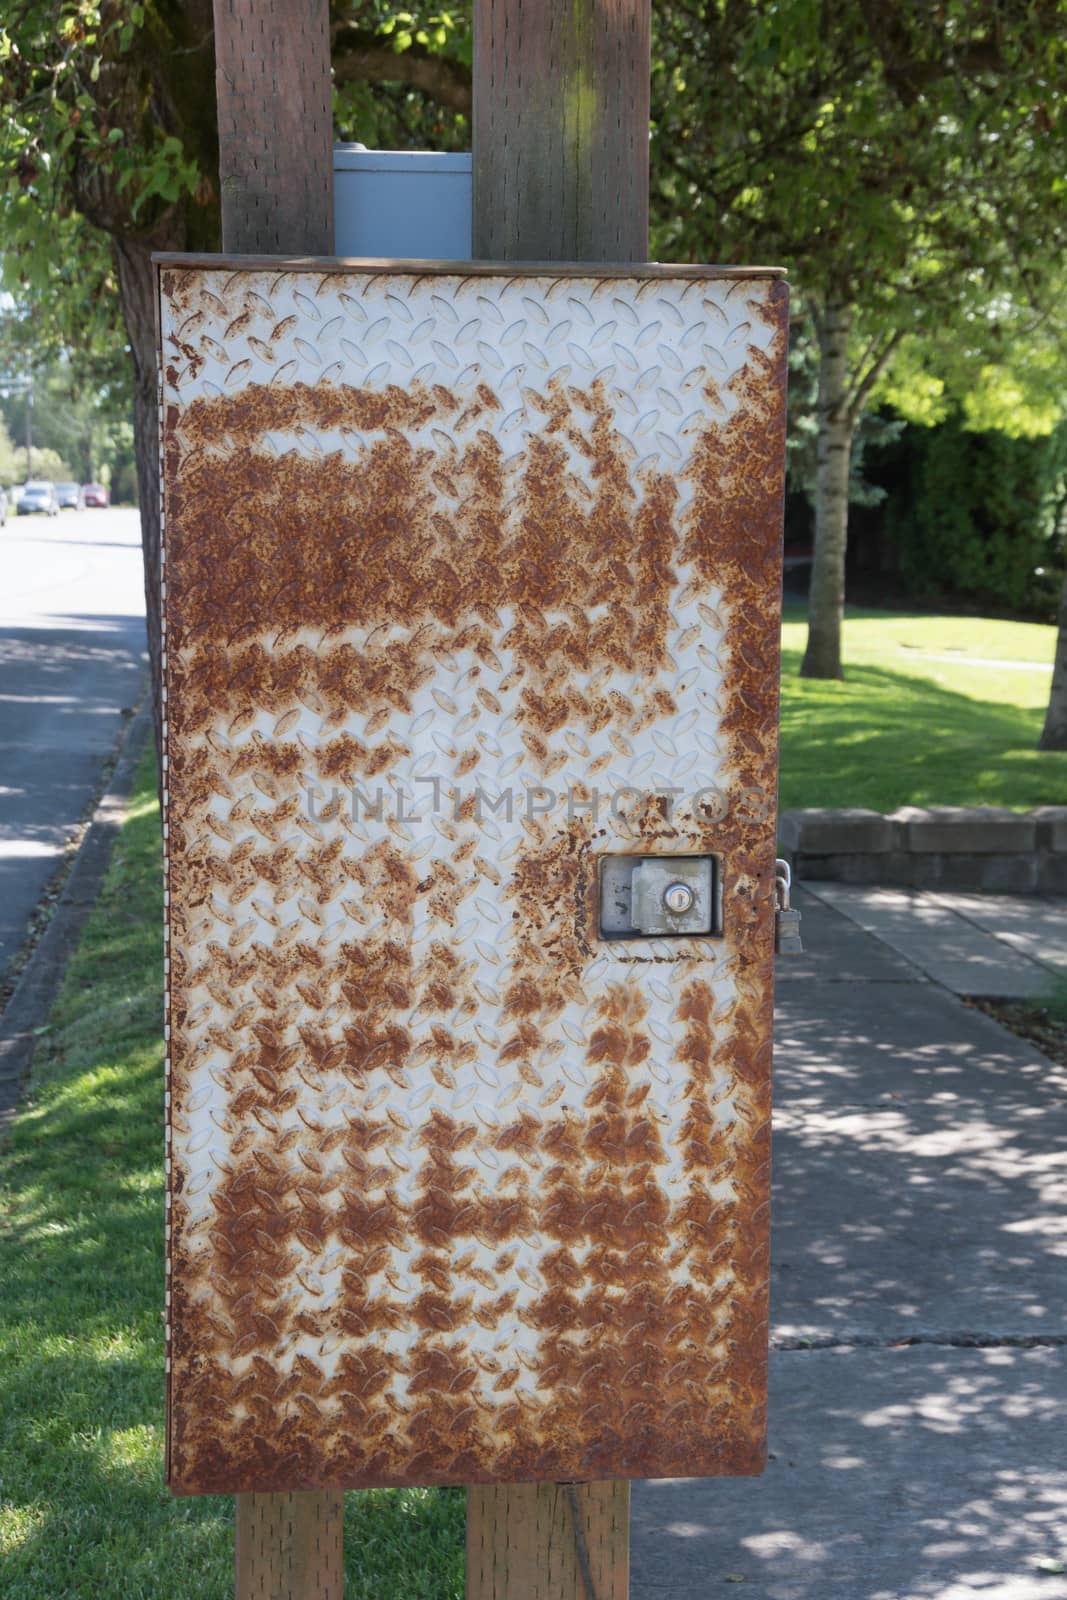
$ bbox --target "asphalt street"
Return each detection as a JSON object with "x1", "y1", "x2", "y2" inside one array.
[{"x1": 0, "y1": 504, "x2": 147, "y2": 990}]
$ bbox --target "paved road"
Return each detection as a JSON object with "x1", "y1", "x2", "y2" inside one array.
[
  {"x1": 633, "y1": 888, "x2": 1067, "y2": 1600},
  {"x1": 0, "y1": 506, "x2": 147, "y2": 989}
]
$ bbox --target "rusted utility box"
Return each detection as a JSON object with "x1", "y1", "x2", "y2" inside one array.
[{"x1": 157, "y1": 257, "x2": 788, "y2": 1496}]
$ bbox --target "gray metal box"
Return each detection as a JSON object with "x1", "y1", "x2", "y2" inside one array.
[{"x1": 333, "y1": 146, "x2": 472, "y2": 258}]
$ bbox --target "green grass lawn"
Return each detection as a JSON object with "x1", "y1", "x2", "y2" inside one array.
[
  {"x1": 779, "y1": 605, "x2": 1067, "y2": 811},
  {"x1": 0, "y1": 749, "x2": 465, "y2": 1600}
]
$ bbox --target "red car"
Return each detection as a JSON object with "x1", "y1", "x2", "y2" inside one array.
[{"x1": 82, "y1": 482, "x2": 109, "y2": 507}]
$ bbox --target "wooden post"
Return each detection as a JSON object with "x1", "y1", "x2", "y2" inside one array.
[
  {"x1": 469, "y1": 3, "x2": 650, "y2": 1595},
  {"x1": 467, "y1": 1481, "x2": 631, "y2": 1600},
  {"x1": 234, "y1": 1491, "x2": 344, "y2": 1599},
  {"x1": 472, "y1": 0, "x2": 650, "y2": 262},
  {"x1": 213, "y1": 0, "x2": 334, "y2": 256},
  {"x1": 211, "y1": 2, "x2": 342, "y2": 1594}
]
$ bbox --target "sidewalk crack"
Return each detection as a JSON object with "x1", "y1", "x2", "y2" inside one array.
[{"x1": 773, "y1": 1331, "x2": 1066, "y2": 1351}]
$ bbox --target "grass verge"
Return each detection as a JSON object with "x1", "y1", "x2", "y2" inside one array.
[
  {"x1": 970, "y1": 986, "x2": 1067, "y2": 1072},
  {"x1": 779, "y1": 606, "x2": 1067, "y2": 812},
  {"x1": 0, "y1": 747, "x2": 464, "y2": 1599}
]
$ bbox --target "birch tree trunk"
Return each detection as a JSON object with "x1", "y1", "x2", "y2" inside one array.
[
  {"x1": 1039, "y1": 555, "x2": 1067, "y2": 749},
  {"x1": 801, "y1": 297, "x2": 853, "y2": 680}
]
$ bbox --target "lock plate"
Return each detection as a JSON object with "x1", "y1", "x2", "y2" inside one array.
[{"x1": 599, "y1": 855, "x2": 721, "y2": 939}]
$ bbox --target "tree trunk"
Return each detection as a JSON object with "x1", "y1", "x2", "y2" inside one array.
[
  {"x1": 69, "y1": 0, "x2": 219, "y2": 780},
  {"x1": 1039, "y1": 553, "x2": 1067, "y2": 749},
  {"x1": 112, "y1": 223, "x2": 182, "y2": 775},
  {"x1": 800, "y1": 297, "x2": 853, "y2": 680}
]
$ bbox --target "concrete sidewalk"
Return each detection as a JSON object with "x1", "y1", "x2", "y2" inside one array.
[
  {"x1": 632, "y1": 888, "x2": 1067, "y2": 1599},
  {"x1": 803, "y1": 883, "x2": 1067, "y2": 998}
]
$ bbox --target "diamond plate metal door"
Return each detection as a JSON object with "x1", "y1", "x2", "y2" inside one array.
[{"x1": 157, "y1": 259, "x2": 788, "y2": 1495}]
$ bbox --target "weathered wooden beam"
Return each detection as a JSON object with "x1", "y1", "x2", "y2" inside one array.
[
  {"x1": 234, "y1": 1490, "x2": 344, "y2": 1600},
  {"x1": 211, "y1": 2, "x2": 341, "y2": 1590},
  {"x1": 472, "y1": 0, "x2": 650, "y2": 262},
  {"x1": 213, "y1": 0, "x2": 334, "y2": 256},
  {"x1": 469, "y1": 3, "x2": 650, "y2": 1592},
  {"x1": 467, "y1": 1481, "x2": 631, "y2": 1600}
]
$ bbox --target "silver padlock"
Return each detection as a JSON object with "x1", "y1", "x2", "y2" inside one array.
[
  {"x1": 774, "y1": 858, "x2": 803, "y2": 956},
  {"x1": 775, "y1": 906, "x2": 804, "y2": 955}
]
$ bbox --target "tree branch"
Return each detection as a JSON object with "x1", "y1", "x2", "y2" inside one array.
[
  {"x1": 331, "y1": 25, "x2": 472, "y2": 113},
  {"x1": 845, "y1": 328, "x2": 905, "y2": 427},
  {"x1": 856, "y1": 0, "x2": 1008, "y2": 104}
]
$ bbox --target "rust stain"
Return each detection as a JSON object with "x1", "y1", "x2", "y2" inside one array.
[
  {"x1": 165, "y1": 377, "x2": 678, "y2": 746},
  {"x1": 160, "y1": 262, "x2": 786, "y2": 1494}
]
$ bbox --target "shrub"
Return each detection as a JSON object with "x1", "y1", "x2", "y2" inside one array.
[{"x1": 884, "y1": 415, "x2": 1067, "y2": 619}]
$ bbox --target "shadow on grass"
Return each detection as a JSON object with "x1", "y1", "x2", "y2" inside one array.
[{"x1": 778, "y1": 653, "x2": 1067, "y2": 811}]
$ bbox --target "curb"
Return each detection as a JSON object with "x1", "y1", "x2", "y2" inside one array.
[
  {"x1": 780, "y1": 805, "x2": 1067, "y2": 895},
  {"x1": 0, "y1": 692, "x2": 155, "y2": 1136}
]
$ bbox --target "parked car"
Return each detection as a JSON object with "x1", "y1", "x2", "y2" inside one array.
[
  {"x1": 16, "y1": 481, "x2": 59, "y2": 517},
  {"x1": 82, "y1": 482, "x2": 109, "y2": 508},
  {"x1": 55, "y1": 481, "x2": 82, "y2": 510}
]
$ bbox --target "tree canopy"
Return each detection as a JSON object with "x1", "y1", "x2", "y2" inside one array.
[
  {"x1": 2, "y1": 1, "x2": 1066, "y2": 729},
  {"x1": 651, "y1": 0, "x2": 1067, "y2": 676}
]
